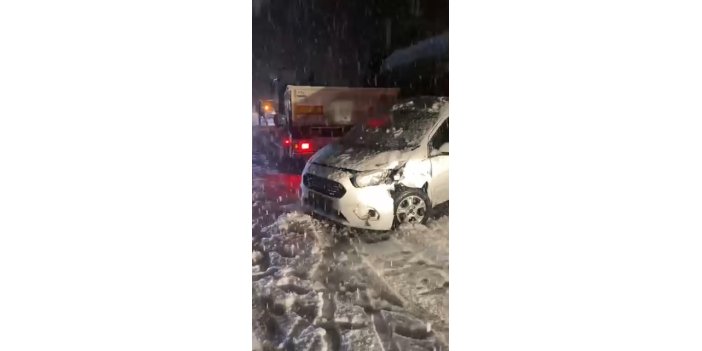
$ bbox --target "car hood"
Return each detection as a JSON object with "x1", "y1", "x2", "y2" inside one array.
[{"x1": 309, "y1": 143, "x2": 415, "y2": 172}]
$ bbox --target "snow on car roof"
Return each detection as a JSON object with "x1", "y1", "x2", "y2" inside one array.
[
  {"x1": 391, "y1": 96, "x2": 448, "y2": 113},
  {"x1": 340, "y1": 96, "x2": 448, "y2": 152}
]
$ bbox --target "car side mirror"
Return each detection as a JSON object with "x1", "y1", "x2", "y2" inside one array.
[{"x1": 439, "y1": 142, "x2": 449, "y2": 155}]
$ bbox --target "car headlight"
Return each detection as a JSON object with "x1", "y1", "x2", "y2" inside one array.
[{"x1": 351, "y1": 169, "x2": 394, "y2": 188}]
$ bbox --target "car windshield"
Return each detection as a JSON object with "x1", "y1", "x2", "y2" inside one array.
[{"x1": 340, "y1": 98, "x2": 446, "y2": 151}]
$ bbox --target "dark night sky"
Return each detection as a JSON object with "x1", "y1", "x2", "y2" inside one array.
[{"x1": 252, "y1": 0, "x2": 448, "y2": 102}]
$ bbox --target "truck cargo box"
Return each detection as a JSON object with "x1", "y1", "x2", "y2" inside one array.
[{"x1": 284, "y1": 86, "x2": 400, "y2": 127}]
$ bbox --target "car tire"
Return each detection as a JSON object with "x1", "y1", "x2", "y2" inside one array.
[{"x1": 393, "y1": 188, "x2": 432, "y2": 228}]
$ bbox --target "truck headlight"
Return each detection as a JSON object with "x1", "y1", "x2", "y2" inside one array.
[{"x1": 351, "y1": 169, "x2": 394, "y2": 188}]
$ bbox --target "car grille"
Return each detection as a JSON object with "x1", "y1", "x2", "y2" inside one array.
[
  {"x1": 303, "y1": 174, "x2": 346, "y2": 198},
  {"x1": 304, "y1": 191, "x2": 348, "y2": 222}
]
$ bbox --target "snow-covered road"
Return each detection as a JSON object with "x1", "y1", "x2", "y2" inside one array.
[{"x1": 252, "y1": 127, "x2": 449, "y2": 351}]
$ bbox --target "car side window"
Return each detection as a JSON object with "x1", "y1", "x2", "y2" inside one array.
[{"x1": 429, "y1": 118, "x2": 449, "y2": 153}]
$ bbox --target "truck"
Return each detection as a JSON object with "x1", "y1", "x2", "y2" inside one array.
[{"x1": 265, "y1": 85, "x2": 400, "y2": 169}]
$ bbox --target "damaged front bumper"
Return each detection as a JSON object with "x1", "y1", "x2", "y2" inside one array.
[{"x1": 300, "y1": 165, "x2": 395, "y2": 231}]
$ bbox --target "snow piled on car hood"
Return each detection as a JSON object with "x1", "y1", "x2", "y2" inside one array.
[{"x1": 309, "y1": 143, "x2": 414, "y2": 172}]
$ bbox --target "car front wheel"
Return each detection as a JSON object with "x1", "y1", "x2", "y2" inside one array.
[{"x1": 393, "y1": 188, "x2": 431, "y2": 227}]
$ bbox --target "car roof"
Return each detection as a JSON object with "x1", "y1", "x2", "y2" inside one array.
[{"x1": 392, "y1": 96, "x2": 448, "y2": 112}]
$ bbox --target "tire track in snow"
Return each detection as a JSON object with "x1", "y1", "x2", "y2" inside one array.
[{"x1": 350, "y1": 230, "x2": 450, "y2": 349}]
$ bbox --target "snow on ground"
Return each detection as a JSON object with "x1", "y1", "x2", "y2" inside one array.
[
  {"x1": 352, "y1": 217, "x2": 450, "y2": 345},
  {"x1": 252, "y1": 211, "x2": 447, "y2": 351},
  {"x1": 252, "y1": 127, "x2": 449, "y2": 350}
]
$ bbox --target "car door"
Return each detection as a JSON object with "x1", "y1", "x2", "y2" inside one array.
[{"x1": 427, "y1": 118, "x2": 449, "y2": 205}]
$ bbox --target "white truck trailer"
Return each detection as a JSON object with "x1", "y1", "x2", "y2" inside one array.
[{"x1": 267, "y1": 85, "x2": 400, "y2": 169}]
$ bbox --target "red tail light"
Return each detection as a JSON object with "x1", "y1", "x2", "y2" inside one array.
[
  {"x1": 283, "y1": 138, "x2": 291, "y2": 146},
  {"x1": 293, "y1": 140, "x2": 314, "y2": 153}
]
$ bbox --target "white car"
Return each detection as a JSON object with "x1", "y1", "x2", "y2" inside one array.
[{"x1": 300, "y1": 97, "x2": 448, "y2": 231}]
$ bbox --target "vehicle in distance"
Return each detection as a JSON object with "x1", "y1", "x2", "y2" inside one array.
[
  {"x1": 266, "y1": 85, "x2": 400, "y2": 167},
  {"x1": 300, "y1": 97, "x2": 449, "y2": 231},
  {"x1": 256, "y1": 99, "x2": 276, "y2": 126}
]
